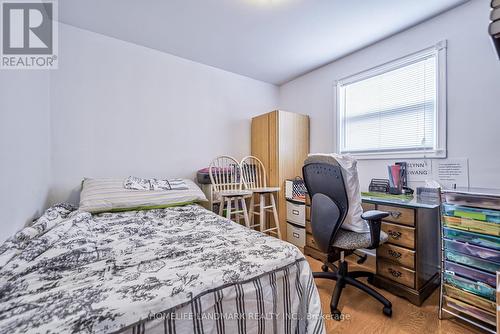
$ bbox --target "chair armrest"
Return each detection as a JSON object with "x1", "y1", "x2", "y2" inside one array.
[
  {"x1": 361, "y1": 210, "x2": 390, "y2": 221},
  {"x1": 361, "y1": 210, "x2": 390, "y2": 249}
]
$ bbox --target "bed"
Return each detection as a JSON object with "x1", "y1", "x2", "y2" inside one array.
[{"x1": 0, "y1": 201, "x2": 324, "y2": 334}]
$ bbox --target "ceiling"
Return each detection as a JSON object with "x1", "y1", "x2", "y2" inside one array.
[{"x1": 58, "y1": 0, "x2": 469, "y2": 85}]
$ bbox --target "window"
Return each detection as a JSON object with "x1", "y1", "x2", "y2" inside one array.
[{"x1": 336, "y1": 41, "x2": 447, "y2": 159}]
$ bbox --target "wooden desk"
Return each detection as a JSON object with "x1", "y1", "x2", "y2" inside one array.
[{"x1": 304, "y1": 195, "x2": 441, "y2": 306}]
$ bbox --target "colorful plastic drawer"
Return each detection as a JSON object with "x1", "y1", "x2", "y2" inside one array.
[
  {"x1": 443, "y1": 272, "x2": 496, "y2": 300},
  {"x1": 444, "y1": 239, "x2": 500, "y2": 263},
  {"x1": 443, "y1": 227, "x2": 500, "y2": 250},
  {"x1": 444, "y1": 261, "x2": 496, "y2": 287},
  {"x1": 445, "y1": 250, "x2": 500, "y2": 273},
  {"x1": 444, "y1": 295, "x2": 496, "y2": 326},
  {"x1": 443, "y1": 284, "x2": 496, "y2": 314},
  {"x1": 442, "y1": 215, "x2": 500, "y2": 237},
  {"x1": 442, "y1": 203, "x2": 500, "y2": 223},
  {"x1": 442, "y1": 191, "x2": 500, "y2": 211}
]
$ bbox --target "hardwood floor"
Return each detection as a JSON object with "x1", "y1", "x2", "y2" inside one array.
[{"x1": 306, "y1": 256, "x2": 482, "y2": 334}]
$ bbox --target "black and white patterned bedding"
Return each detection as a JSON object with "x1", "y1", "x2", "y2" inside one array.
[{"x1": 0, "y1": 204, "x2": 324, "y2": 334}]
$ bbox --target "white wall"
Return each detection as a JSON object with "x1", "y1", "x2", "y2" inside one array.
[
  {"x1": 279, "y1": 0, "x2": 500, "y2": 190},
  {"x1": 49, "y1": 24, "x2": 279, "y2": 204},
  {"x1": 0, "y1": 71, "x2": 51, "y2": 241}
]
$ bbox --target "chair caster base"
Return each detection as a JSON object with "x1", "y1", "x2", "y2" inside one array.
[
  {"x1": 321, "y1": 264, "x2": 329, "y2": 272},
  {"x1": 383, "y1": 306, "x2": 392, "y2": 317},
  {"x1": 331, "y1": 309, "x2": 342, "y2": 321}
]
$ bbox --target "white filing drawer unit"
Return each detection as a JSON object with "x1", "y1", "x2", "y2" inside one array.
[
  {"x1": 287, "y1": 222, "x2": 305, "y2": 248},
  {"x1": 286, "y1": 200, "x2": 306, "y2": 227}
]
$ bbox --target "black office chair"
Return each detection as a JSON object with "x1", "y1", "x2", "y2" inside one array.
[{"x1": 302, "y1": 155, "x2": 393, "y2": 319}]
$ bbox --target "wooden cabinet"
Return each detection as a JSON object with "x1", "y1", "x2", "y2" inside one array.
[
  {"x1": 370, "y1": 200, "x2": 441, "y2": 306},
  {"x1": 251, "y1": 110, "x2": 309, "y2": 240}
]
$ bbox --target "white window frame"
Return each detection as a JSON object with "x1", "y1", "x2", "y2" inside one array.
[{"x1": 335, "y1": 40, "x2": 447, "y2": 160}]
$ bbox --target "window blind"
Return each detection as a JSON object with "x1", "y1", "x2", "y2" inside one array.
[{"x1": 339, "y1": 54, "x2": 437, "y2": 154}]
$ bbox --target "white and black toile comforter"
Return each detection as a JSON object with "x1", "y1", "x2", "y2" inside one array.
[{"x1": 0, "y1": 204, "x2": 324, "y2": 334}]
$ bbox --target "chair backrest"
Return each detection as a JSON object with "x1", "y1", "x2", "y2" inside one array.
[
  {"x1": 240, "y1": 156, "x2": 267, "y2": 189},
  {"x1": 302, "y1": 155, "x2": 349, "y2": 254},
  {"x1": 209, "y1": 155, "x2": 243, "y2": 193}
]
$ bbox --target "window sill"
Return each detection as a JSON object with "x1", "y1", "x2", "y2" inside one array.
[{"x1": 340, "y1": 150, "x2": 447, "y2": 160}]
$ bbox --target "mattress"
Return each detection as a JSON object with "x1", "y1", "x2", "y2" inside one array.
[{"x1": 0, "y1": 204, "x2": 324, "y2": 334}]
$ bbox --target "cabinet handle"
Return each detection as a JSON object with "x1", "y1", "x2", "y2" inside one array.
[
  {"x1": 389, "y1": 211, "x2": 402, "y2": 219},
  {"x1": 388, "y1": 230, "x2": 402, "y2": 240},
  {"x1": 388, "y1": 249, "x2": 402, "y2": 258},
  {"x1": 388, "y1": 268, "x2": 402, "y2": 278}
]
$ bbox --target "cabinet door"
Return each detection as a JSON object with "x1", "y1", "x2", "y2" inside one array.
[
  {"x1": 277, "y1": 111, "x2": 309, "y2": 240},
  {"x1": 251, "y1": 113, "x2": 270, "y2": 174},
  {"x1": 251, "y1": 112, "x2": 277, "y2": 235}
]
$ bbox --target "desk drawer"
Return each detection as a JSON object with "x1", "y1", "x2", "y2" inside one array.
[
  {"x1": 306, "y1": 232, "x2": 320, "y2": 251},
  {"x1": 378, "y1": 259, "x2": 415, "y2": 288},
  {"x1": 287, "y1": 223, "x2": 305, "y2": 248},
  {"x1": 377, "y1": 243, "x2": 415, "y2": 269},
  {"x1": 362, "y1": 202, "x2": 376, "y2": 212},
  {"x1": 378, "y1": 205, "x2": 415, "y2": 227},
  {"x1": 287, "y1": 201, "x2": 305, "y2": 226},
  {"x1": 381, "y1": 222, "x2": 415, "y2": 249}
]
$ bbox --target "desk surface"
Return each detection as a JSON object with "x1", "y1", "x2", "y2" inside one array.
[{"x1": 361, "y1": 194, "x2": 440, "y2": 209}]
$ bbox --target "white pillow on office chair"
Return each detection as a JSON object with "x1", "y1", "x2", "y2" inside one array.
[{"x1": 308, "y1": 153, "x2": 370, "y2": 233}]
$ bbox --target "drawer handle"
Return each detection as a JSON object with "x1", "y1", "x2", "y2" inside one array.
[
  {"x1": 388, "y1": 230, "x2": 402, "y2": 240},
  {"x1": 388, "y1": 268, "x2": 402, "y2": 278},
  {"x1": 388, "y1": 249, "x2": 402, "y2": 259},
  {"x1": 293, "y1": 232, "x2": 300, "y2": 238},
  {"x1": 292, "y1": 210, "x2": 299, "y2": 215},
  {"x1": 389, "y1": 211, "x2": 402, "y2": 219}
]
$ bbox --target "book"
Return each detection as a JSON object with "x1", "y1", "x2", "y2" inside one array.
[
  {"x1": 493, "y1": 0, "x2": 500, "y2": 9},
  {"x1": 490, "y1": 20, "x2": 500, "y2": 36},
  {"x1": 395, "y1": 162, "x2": 408, "y2": 188},
  {"x1": 492, "y1": 7, "x2": 500, "y2": 21},
  {"x1": 387, "y1": 166, "x2": 394, "y2": 188},
  {"x1": 391, "y1": 165, "x2": 401, "y2": 190}
]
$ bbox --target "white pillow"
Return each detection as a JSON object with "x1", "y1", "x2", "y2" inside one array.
[
  {"x1": 308, "y1": 154, "x2": 369, "y2": 233},
  {"x1": 79, "y1": 178, "x2": 207, "y2": 213}
]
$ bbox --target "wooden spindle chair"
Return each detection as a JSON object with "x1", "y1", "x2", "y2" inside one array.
[
  {"x1": 240, "y1": 156, "x2": 282, "y2": 238},
  {"x1": 209, "y1": 155, "x2": 252, "y2": 227}
]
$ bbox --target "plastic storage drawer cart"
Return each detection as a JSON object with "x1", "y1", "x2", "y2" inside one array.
[{"x1": 439, "y1": 189, "x2": 500, "y2": 333}]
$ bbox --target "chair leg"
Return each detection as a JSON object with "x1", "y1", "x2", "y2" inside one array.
[
  {"x1": 218, "y1": 198, "x2": 224, "y2": 216},
  {"x1": 249, "y1": 195, "x2": 255, "y2": 227},
  {"x1": 259, "y1": 194, "x2": 265, "y2": 233},
  {"x1": 269, "y1": 192, "x2": 281, "y2": 239},
  {"x1": 240, "y1": 197, "x2": 250, "y2": 228},
  {"x1": 234, "y1": 197, "x2": 240, "y2": 224},
  {"x1": 344, "y1": 276, "x2": 392, "y2": 310},
  {"x1": 225, "y1": 198, "x2": 232, "y2": 219},
  {"x1": 330, "y1": 277, "x2": 344, "y2": 318},
  {"x1": 312, "y1": 271, "x2": 343, "y2": 319},
  {"x1": 312, "y1": 272, "x2": 339, "y2": 280}
]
